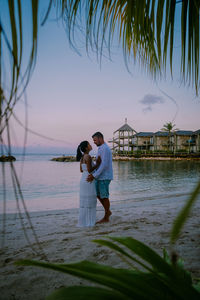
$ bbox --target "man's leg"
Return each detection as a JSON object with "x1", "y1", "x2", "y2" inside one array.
[
  {"x1": 96, "y1": 180, "x2": 112, "y2": 223},
  {"x1": 97, "y1": 196, "x2": 112, "y2": 223},
  {"x1": 102, "y1": 197, "x2": 112, "y2": 221}
]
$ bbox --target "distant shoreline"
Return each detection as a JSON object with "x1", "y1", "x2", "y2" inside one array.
[
  {"x1": 50, "y1": 155, "x2": 200, "y2": 162},
  {"x1": 112, "y1": 155, "x2": 200, "y2": 161},
  {"x1": 8, "y1": 153, "x2": 200, "y2": 162}
]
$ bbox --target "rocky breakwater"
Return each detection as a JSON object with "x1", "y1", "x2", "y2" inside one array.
[
  {"x1": 0, "y1": 155, "x2": 16, "y2": 162},
  {"x1": 51, "y1": 156, "x2": 76, "y2": 162}
]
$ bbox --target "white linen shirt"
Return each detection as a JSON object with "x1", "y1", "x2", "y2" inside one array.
[{"x1": 93, "y1": 143, "x2": 113, "y2": 180}]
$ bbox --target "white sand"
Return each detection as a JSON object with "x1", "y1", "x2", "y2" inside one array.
[{"x1": 0, "y1": 195, "x2": 200, "y2": 300}]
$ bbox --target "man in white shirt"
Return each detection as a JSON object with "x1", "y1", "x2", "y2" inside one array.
[{"x1": 87, "y1": 132, "x2": 113, "y2": 223}]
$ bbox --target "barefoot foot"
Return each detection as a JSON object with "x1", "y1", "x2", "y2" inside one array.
[{"x1": 96, "y1": 217, "x2": 109, "y2": 224}]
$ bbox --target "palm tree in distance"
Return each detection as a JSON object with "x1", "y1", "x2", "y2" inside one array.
[
  {"x1": 161, "y1": 122, "x2": 178, "y2": 133},
  {"x1": 161, "y1": 121, "x2": 179, "y2": 152}
]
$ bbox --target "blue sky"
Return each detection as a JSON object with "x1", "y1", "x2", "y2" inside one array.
[{"x1": 2, "y1": 1, "x2": 200, "y2": 154}]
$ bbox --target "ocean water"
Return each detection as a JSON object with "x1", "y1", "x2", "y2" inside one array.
[{"x1": 0, "y1": 154, "x2": 200, "y2": 213}]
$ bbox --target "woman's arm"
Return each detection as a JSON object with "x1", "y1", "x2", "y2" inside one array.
[
  {"x1": 80, "y1": 158, "x2": 83, "y2": 172},
  {"x1": 90, "y1": 156, "x2": 101, "y2": 172},
  {"x1": 84, "y1": 155, "x2": 99, "y2": 173}
]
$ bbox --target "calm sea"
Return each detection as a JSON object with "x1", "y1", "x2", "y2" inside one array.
[{"x1": 0, "y1": 154, "x2": 200, "y2": 213}]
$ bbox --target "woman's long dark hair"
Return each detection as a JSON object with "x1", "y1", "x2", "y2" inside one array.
[{"x1": 76, "y1": 141, "x2": 89, "y2": 161}]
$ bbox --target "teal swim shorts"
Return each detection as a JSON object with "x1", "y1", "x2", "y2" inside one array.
[{"x1": 95, "y1": 180, "x2": 111, "y2": 199}]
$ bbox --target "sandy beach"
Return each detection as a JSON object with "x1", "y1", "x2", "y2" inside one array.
[{"x1": 0, "y1": 195, "x2": 200, "y2": 300}]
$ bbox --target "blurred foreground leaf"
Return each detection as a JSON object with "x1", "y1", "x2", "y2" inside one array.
[
  {"x1": 46, "y1": 286, "x2": 124, "y2": 300},
  {"x1": 170, "y1": 181, "x2": 200, "y2": 244},
  {"x1": 17, "y1": 237, "x2": 200, "y2": 299}
]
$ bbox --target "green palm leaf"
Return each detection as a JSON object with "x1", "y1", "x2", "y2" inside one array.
[
  {"x1": 106, "y1": 237, "x2": 173, "y2": 275},
  {"x1": 94, "y1": 236, "x2": 197, "y2": 299},
  {"x1": 170, "y1": 180, "x2": 200, "y2": 244},
  {"x1": 17, "y1": 233, "x2": 200, "y2": 300},
  {"x1": 92, "y1": 238, "x2": 151, "y2": 271},
  {"x1": 46, "y1": 286, "x2": 125, "y2": 300},
  {"x1": 16, "y1": 259, "x2": 176, "y2": 299},
  {"x1": 8, "y1": 0, "x2": 19, "y2": 100},
  {"x1": 60, "y1": 0, "x2": 200, "y2": 94}
]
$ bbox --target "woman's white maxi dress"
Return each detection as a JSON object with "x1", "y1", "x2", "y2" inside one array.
[{"x1": 78, "y1": 163, "x2": 97, "y2": 227}]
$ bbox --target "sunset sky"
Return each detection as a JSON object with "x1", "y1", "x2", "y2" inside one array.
[{"x1": 2, "y1": 1, "x2": 200, "y2": 154}]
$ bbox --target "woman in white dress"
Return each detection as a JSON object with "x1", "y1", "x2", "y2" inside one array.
[{"x1": 76, "y1": 141, "x2": 101, "y2": 227}]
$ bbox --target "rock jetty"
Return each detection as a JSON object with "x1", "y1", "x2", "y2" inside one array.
[
  {"x1": 51, "y1": 156, "x2": 76, "y2": 162},
  {"x1": 0, "y1": 155, "x2": 16, "y2": 162}
]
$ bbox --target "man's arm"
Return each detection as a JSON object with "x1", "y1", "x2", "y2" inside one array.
[
  {"x1": 87, "y1": 147, "x2": 107, "y2": 182},
  {"x1": 92, "y1": 147, "x2": 109, "y2": 179}
]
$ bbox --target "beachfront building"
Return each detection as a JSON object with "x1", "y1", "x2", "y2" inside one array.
[
  {"x1": 172, "y1": 131, "x2": 194, "y2": 152},
  {"x1": 110, "y1": 119, "x2": 137, "y2": 154},
  {"x1": 109, "y1": 122, "x2": 200, "y2": 155},
  {"x1": 132, "y1": 132, "x2": 154, "y2": 151},
  {"x1": 193, "y1": 130, "x2": 200, "y2": 152},
  {"x1": 153, "y1": 131, "x2": 172, "y2": 151},
  {"x1": 133, "y1": 130, "x2": 200, "y2": 153}
]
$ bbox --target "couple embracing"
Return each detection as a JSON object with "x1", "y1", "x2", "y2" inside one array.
[{"x1": 76, "y1": 132, "x2": 113, "y2": 227}]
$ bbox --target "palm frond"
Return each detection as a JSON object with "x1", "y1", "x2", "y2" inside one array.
[
  {"x1": 59, "y1": 0, "x2": 200, "y2": 94},
  {"x1": 0, "y1": 0, "x2": 48, "y2": 257},
  {"x1": 170, "y1": 180, "x2": 200, "y2": 244},
  {"x1": 46, "y1": 286, "x2": 125, "y2": 300},
  {"x1": 17, "y1": 236, "x2": 200, "y2": 299}
]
